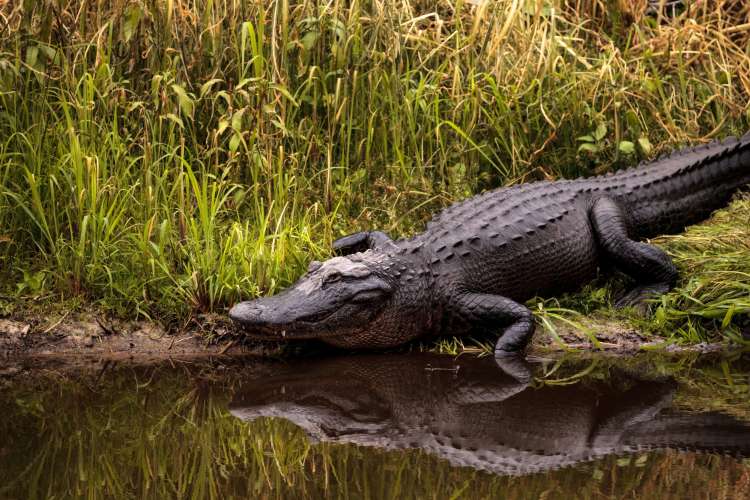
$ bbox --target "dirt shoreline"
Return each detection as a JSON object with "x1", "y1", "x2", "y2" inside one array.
[
  {"x1": 0, "y1": 312, "x2": 741, "y2": 366},
  {"x1": 0, "y1": 313, "x2": 273, "y2": 359}
]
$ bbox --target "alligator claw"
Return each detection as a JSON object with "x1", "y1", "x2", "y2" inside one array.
[
  {"x1": 333, "y1": 231, "x2": 396, "y2": 256},
  {"x1": 332, "y1": 232, "x2": 371, "y2": 255},
  {"x1": 614, "y1": 283, "x2": 671, "y2": 314}
]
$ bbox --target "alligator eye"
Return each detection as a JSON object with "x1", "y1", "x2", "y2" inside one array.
[{"x1": 324, "y1": 271, "x2": 342, "y2": 285}]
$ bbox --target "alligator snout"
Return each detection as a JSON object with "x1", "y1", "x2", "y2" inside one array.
[
  {"x1": 229, "y1": 301, "x2": 268, "y2": 326},
  {"x1": 229, "y1": 291, "x2": 329, "y2": 338}
]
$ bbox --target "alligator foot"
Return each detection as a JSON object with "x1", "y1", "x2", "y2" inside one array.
[
  {"x1": 333, "y1": 231, "x2": 396, "y2": 255},
  {"x1": 590, "y1": 197, "x2": 678, "y2": 313},
  {"x1": 493, "y1": 314, "x2": 535, "y2": 357},
  {"x1": 615, "y1": 283, "x2": 671, "y2": 312},
  {"x1": 451, "y1": 293, "x2": 535, "y2": 356}
]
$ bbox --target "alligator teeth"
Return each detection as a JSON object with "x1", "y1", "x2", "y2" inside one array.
[{"x1": 281, "y1": 330, "x2": 287, "y2": 337}]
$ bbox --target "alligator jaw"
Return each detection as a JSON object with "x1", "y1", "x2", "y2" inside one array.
[
  {"x1": 229, "y1": 299, "x2": 347, "y2": 341},
  {"x1": 235, "y1": 327, "x2": 348, "y2": 341}
]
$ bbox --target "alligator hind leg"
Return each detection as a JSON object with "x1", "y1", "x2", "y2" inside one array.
[
  {"x1": 590, "y1": 197, "x2": 678, "y2": 309},
  {"x1": 333, "y1": 231, "x2": 395, "y2": 255},
  {"x1": 451, "y1": 293, "x2": 535, "y2": 357}
]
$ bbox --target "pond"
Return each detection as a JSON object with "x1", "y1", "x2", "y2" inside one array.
[{"x1": 1, "y1": 351, "x2": 749, "y2": 499}]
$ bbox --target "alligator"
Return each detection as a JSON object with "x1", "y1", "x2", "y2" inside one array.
[
  {"x1": 229, "y1": 354, "x2": 750, "y2": 476},
  {"x1": 229, "y1": 134, "x2": 750, "y2": 355}
]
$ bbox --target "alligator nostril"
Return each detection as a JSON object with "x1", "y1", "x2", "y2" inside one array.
[{"x1": 228, "y1": 304, "x2": 242, "y2": 322}]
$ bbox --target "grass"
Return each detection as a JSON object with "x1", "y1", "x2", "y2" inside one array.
[{"x1": 0, "y1": 0, "x2": 749, "y2": 344}]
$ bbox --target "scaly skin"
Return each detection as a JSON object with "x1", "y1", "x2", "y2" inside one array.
[
  {"x1": 229, "y1": 354, "x2": 750, "y2": 476},
  {"x1": 229, "y1": 134, "x2": 750, "y2": 354}
]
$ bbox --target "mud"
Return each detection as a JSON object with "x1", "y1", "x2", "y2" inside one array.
[
  {"x1": 0, "y1": 312, "x2": 276, "y2": 362},
  {"x1": 0, "y1": 310, "x2": 738, "y2": 365}
]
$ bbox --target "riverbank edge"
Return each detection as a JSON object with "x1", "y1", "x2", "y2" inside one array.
[{"x1": 1, "y1": 307, "x2": 740, "y2": 366}]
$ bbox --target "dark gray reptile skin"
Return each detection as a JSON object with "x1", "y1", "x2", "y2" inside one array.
[{"x1": 230, "y1": 134, "x2": 750, "y2": 354}]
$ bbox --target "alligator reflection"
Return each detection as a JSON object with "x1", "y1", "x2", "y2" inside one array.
[{"x1": 230, "y1": 354, "x2": 750, "y2": 476}]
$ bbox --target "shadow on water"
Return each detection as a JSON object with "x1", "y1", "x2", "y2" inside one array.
[{"x1": 1, "y1": 352, "x2": 749, "y2": 499}]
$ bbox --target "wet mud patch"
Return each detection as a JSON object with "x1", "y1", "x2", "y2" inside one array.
[
  {"x1": 0, "y1": 313, "x2": 278, "y2": 361},
  {"x1": 0, "y1": 308, "x2": 740, "y2": 363}
]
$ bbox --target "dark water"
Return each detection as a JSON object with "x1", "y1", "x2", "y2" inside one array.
[{"x1": 1, "y1": 352, "x2": 749, "y2": 499}]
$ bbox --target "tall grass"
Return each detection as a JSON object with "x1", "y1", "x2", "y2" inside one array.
[{"x1": 0, "y1": 1, "x2": 748, "y2": 340}]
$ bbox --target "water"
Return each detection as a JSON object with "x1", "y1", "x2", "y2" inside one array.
[{"x1": 1, "y1": 352, "x2": 749, "y2": 499}]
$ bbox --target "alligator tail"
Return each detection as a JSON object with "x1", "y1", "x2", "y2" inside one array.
[{"x1": 604, "y1": 132, "x2": 750, "y2": 238}]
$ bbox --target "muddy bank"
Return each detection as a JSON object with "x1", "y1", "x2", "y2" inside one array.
[
  {"x1": 0, "y1": 312, "x2": 279, "y2": 361},
  {"x1": 2, "y1": 308, "x2": 740, "y2": 366}
]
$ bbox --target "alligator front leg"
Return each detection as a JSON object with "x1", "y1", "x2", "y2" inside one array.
[
  {"x1": 590, "y1": 197, "x2": 678, "y2": 308},
  {"x1": 332, "y1": 230, "x2": 395, "y2": 255},
  {"x1": 451, "y1": 293, "x2": 535, "y2": 357}
]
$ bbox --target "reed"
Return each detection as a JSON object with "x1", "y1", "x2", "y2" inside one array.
[{"x1": 1, "y1": 0, "x2": 748, "y2": 343}]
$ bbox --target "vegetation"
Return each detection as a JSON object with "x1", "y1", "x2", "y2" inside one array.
[
  {"x1": 1, "y1": 353, "x2": 748, "y2": 499},
  {"x1": 1, "y1": 0, "x2": 748, "y2": 344}
]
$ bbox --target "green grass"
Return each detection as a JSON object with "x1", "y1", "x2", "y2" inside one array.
[{"x1": 0, "y1": 0, "x2": 748, "y2": 344}]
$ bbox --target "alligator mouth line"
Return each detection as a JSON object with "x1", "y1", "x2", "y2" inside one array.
[
  {"x1": 241, "y1": 330, "x2": 349, "y2": 341},
  {"x1": 237, "y1": 319, "x2": 349, "y2": 340}
]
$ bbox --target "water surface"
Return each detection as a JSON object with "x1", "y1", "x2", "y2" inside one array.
[{"x1": 1, "y1": 352, "x2": 749, "y2": 499}]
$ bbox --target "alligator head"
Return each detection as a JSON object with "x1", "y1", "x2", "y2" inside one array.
[{"x1": 229, "y1": 250, "x2": 434, "y2": 347}]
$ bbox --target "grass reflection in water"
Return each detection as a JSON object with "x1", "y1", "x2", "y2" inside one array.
[{"x1": 1, "y1": 353, "x2": 749, "y2": 499}]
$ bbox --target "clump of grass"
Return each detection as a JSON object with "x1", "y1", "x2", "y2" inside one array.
[
  {"x1": 0, "y1": 1, "x2": 748, "y2": 343},
  {"x1": 650, "y1": 195, "x2": 750, "y2": 342}
]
